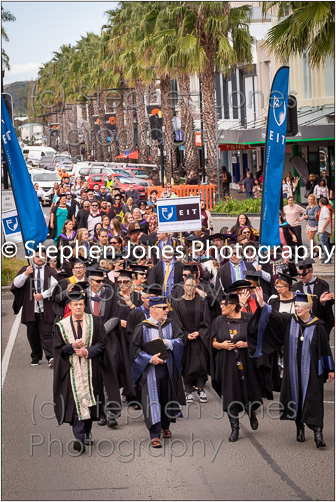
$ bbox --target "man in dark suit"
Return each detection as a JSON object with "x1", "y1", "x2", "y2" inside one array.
[{"x1": 147, "y1": 246, "x2": 184, "y2": 298}]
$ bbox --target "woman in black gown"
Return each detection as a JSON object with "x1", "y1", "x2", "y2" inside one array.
[{"x1": 210, "y1": 293, "x2": 263, "y2": 442}]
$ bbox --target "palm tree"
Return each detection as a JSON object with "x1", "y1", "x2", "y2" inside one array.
[
  {"x1": 262, "y1": 2, "x2": 335, "y2": 67},
  {"x1": 1, "y1": 7, "x2": 16, "y2": 71}
]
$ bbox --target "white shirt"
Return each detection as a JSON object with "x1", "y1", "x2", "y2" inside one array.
[
  {"x1": 13, "y1": 265, "x2": 58, "y2": 313},
  {"x1": 318, "y1": 206, "x2": 331, "y2": 233}
]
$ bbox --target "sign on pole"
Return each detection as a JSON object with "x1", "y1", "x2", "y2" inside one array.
[
  {"x1": 2, "y1": 209, "x2": 22, "y2": 243},
  {"x1": 1, "y1": 189, "x2": 16, "y2": 212},
  {"x1": 157, "y1": 196, "x2": 201, "y2": 232}
]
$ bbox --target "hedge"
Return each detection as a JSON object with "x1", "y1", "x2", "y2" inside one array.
[{"x1": 212, "y1": 197, "x2": 288, "y2": 215}]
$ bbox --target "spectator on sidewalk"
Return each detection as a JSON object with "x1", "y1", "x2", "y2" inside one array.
[
  {"x1": 242, "y1": 172, "x2": 254, "y2": 199},
  {"x1": 318, "y1": 197, "x2": 332, "y2": 265},
  {"x1": 221, "y1": 166, "x2": 232, "y2": 197},
  {"x1": 283, "y1": 196, "x2": 305, "y2": 246},
  {"x1": 252, "y1": 179, "x2": 262, "y2": 199},
  {"x1": 313, "y1": 180, "x2": 329, "y2": 203}
]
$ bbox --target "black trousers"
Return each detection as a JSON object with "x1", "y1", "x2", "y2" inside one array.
[
  {"x1": 24, "y1": 315, "x2": 54, "y2": 361},
  {"x1": 72, "y1": 406, "x2": 92, "y2": 443},
  {"x1": 184, "y1": 376, "x2": 206, "y2": 393},
  {"x1": 292, "y1": 226, "x2": 303, "y2": 247},
  {"x1": 149, "y1": 364, "x2": 170, "y2": 439}
]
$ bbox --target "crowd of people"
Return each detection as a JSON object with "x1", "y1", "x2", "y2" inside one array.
[{"x1": 12, "y1": 172, "x2": 334, "y2": 455}]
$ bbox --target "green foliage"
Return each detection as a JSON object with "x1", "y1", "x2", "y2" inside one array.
[
  {"x1": 2, "y1": 258, "x2": 27, "y2": 287},
  {"x1": 212, "y1": 197, "x2": 288, "y2": 214},
  {"x1": 3, "y1": 81, "x2": 31, "y2": 116}
]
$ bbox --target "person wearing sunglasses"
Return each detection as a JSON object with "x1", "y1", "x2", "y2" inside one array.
[
  {"x1": 237, "y1": 225, "x2": 256, "y2": 242},
  {"x1": 172, "y1": 275, "x2": 211, "y2": 404},
  {"x1": 210, "y1": 293, "x2": 262, "y2": 442},
  {"x1": 130, "y1": 264, "x2": 148, "y2": 293},
  {"x1": 160, "y1": 183, "x2": 177, "y2": 199},
  {"x1": 248, "y1": 288, "x2": 334, "y2": 449},
  {"x1": 130, "y1": 296, "x2": 185, "y2": 448}
]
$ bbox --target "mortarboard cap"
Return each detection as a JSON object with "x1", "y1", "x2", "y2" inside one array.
[
  {"x1": 87, "y1": 266, "x2": 106, "y2": 278},
  {"x1": 128, "y1": 228, "x2": 142, "y2": 235},
  {"x1": 294, "y1": 292, "x2": 314, "y2": 305},
  {"x1": 149, "y1": 296, "x2": 167, "y2": 308},
  {"x1": 118, "y1": 269, "x2": 133, "y2": 279},
  {"x1": 130, "y1": 264, "x2": 148, "y2": 274},
  {"x1": 296, "y1": 258, "x2": 315, "y2": 269},
  {"x1": 229, "y1": 280, "x2": 253, "y2": 291},
  {"x1": 243, "y1": 270, "x2": 262, "y2": 279},
  {"x1": 142, "y1": 285, "x2": 163, "y2": 296},
  {"x1": 67, "y1": 281, "x2": 89, "y2": 301},
  {"x1": 277, "y1": 270, "x2": 297, "y2": 285}
]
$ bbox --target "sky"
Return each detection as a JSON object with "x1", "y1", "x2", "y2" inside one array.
[{"x1": 3, "y1": 1, "x2": 118, "y2": 84}]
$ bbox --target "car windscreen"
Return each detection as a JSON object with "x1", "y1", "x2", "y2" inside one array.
[
  {"x1": 114, "y1": 176, "x2": 137, "y2": 184},
  {"x1": 32, "y1": 173, "x2": 60, "y2": 182}
]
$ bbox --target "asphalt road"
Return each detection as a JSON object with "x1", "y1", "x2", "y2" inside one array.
[{"x1": 1, "y1": 279, "x2": 334, "y2": 501}]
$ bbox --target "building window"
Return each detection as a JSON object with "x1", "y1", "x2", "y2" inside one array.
[
  {"x1": 303, "y1": 54, "x2": 312, "y2": 99},
  {"x1": 325, "y1": 60, "x2": 334, "y2": 97}
]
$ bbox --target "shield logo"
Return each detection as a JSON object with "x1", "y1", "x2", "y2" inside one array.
[
  {"x1": 6, "y1": 217, "x2": 19, "y2": 232},
  {"x1": 161, "y1": 207, "x2": 174, "y2": 221},
  {"x1": 272, "y1": 96, "x2": 287, "y2": 127}
]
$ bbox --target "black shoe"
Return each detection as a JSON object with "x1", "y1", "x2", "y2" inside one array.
[
  {"x1": 31, "y1": 360, "x2": 40, "y2": 366},
  {"x1": 296, "y1": 424, "x2": 305, "y2": 442},
  {"x1": 84, "y1": 433, "x2": 93, "y2": 446},
  {"x1": 97, "y1": 416, "x2": 107, "y2": 426},
  {"x1": 249, "y1": 410, "x2": 259, "y2": 431},
  {"x1": 107, "y1": 417, "x2": 118, "y2": 428},
  {"x1": 314, "y1": 427, "x2": 326, "y2": 448},
  {"x1": 229, "y1": 428, "x2": 239, "y2": 442},
  {"x1": 73, "y1": 440, "x2": 85, "y2": 454}
]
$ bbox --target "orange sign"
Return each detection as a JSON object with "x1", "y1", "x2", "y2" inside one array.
[
  {"x1": 195, "y1": 132, "x2": 202, "y2": 147},
  {"x1": 108, "y1": 116, "x2": 116, "y2": 125},
  {"x1": 219, "y1": 143, "x2": 255, "y2": 151}
]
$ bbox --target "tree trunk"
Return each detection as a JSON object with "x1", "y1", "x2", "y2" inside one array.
[
  {"x1": 125, "y1": 90, "x2": 135, "y2": 154},
  {"x1": 160, "y1": 75, "x2": 177, "y2": 183},
  {"x1": 98, "y1": 98, "x2": 109, "y2": 162},
  {"x1": 135, "y1": 81, "x2": 150, "y2": 166},
  {"x1": 93, "y1": 99, "x2": 103, "y2": 161},
  {"x1": 68, "y1": 104, "x2": 80, "y2": 158},
  {"x1": 178, "y1": 73, "x2": 199, "y2": 177},
  {"x1": 81, "y1": 102, "x2": 90, "y2": 160},
  {"x1": 200, "y1": 43, "x2": 217, "y2": 185},
  {"x1": 88, "y1": 101, "x2": 97, "y2": 160}
]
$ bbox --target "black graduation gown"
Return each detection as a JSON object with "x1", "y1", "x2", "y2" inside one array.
[
  {"x1": 53, "y1": 315, "x2": 106, "y2": 424},
  {"x1": 215, "y1": 261, "x2": 247, "y2": 295},
  {"x1": 172, "y1": 296, "x2": 211, "y2": 381},
  {"x1": 147, "y1": 260, "x2": 184, "y2": 292},
  {"x1": 294, "y1": 279, "x2": 335, "y2": 337},
  {"x1": 130, "y1": 318, "x2": 186, "y2": 430},
  {"x1": 247, "y1": 306, "x2": 334, "y2": 427},
  {"x1": 11, "y1": 266, "x2": 58, "y2": 323},
  {"x1": 210, "y1": 314, "x2": 263, "y2": 413}
]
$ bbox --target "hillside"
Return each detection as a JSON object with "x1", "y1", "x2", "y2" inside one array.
[{"x1": 3, "y1": 81, "x2": 31, "y2": 116}]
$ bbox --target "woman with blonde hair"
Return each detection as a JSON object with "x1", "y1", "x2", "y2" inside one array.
[
  {"x1": 303, "y1": 193, "x2": 319, "y2": 255},
  {"x1": 121, "y1": 212, "x2": 134, "y2": 233}
]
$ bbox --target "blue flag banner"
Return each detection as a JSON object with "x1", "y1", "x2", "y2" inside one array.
[
  {"x1": 260, "y1": 66, "x2": 289, "y2": 247},
  {"x1": 1, "y1": 95, "x2": 48, "y2": 249}
]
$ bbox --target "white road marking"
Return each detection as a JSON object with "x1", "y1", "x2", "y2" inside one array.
[
  {"x1": 2, "y1": 309, "x2": 22, "y2": 388},
  {"x1": 324, "y1": 401, "x2": 335, "y2": 404}
]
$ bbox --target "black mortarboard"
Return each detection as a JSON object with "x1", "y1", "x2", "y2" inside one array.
[
  {"x1": 118, "y1": 270, "x2": 133, "y2": 279},
  {"x1": 185, "y1": 235, "x2": 205, "y2": 244},
  {"x1": 209, "y1": 233, "x2": 233, "y2": 241},
  {"x1": 243, "y1": 270, "x2": 262, "y2": 279},
  {"x1": 222, "y1": 293, "x2": 240, "y2": 305},
  {"x1": 87, "y1": 266, "x2": 106, "y2": 277},
  {"x1": 67, "y1": 281, "x2": 89, "y2": 301},
  {"x1": 296, "y1": 258, "x2": 315, "y2": 271},
  {"x1": 130, "y1": 264, "x2": 148, "y2": 274},
  {"x1": 229, "y1": 280, "x2": 253, "y2": 291},
  {"x1": 277, "y1": 270, "x2": 297, "y2": 285}
]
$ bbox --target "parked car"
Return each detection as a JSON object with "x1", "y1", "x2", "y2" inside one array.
[
  {"x1": 37, "y1": 156, "x2": 54, "y2": 169},
  {"x1": 123, "y1": 167, "x2": 153, "y2": 185},
  {"x1": 52, "y1": 154, "x2": 72, "y2": 170},
  {"x1": 87, "y1": 173, "x2": 147, "y2": 199},
  {"x1": 23, "y1": 146, "x2": 56, "y2": 166},
  {"x1": 29, "y1": 170, "x2": 61, "y2": 205}
]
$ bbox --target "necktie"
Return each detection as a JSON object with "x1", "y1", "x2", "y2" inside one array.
[
  {"x1": 36, "y1": 267, "x2": 42, "y2": 293},
  {"x1": 94, "y1": 295, "x2": 99, "y2": 316},
  {"x1": 306, "y1": 284, "x2": 312, "y2": 294},
  {"x1": 163, "y1": 262, "x2": 171, "y2": 294},
  {"x1": 76, "y1": 320, "x2": 83, "y2": 339},
  {"x1": 157, "y1": 322, "x2": 164, "y2": 339}
]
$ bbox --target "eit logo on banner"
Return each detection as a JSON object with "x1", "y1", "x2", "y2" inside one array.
[
  {"x1": 159, "y1": 205, "x2": 177, "y2": 222},
  {"x1": 273, "y1": 96, "x2": 287, "y2": 127}
]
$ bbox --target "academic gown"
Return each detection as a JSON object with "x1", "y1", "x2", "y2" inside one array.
[
  {"x1": 209, "y1": 314, "x2": 264, "y2": 413},
  {"x1": 130, "y1": 318, "x2": 185, "y2": 430},
  {"x1": 84, "y1": 286, "x2": 127, "y2": 408},
  {"x1": 53, "y1": 315, "x2": 107, "y2": 424},
  {"x1": 147, "y1": 260, "x2": 184, "y2": 292},
  {"x1": 215, "y1": 261, "x2": 248, "y2": 295},
  {"x1": 294, "y1": 279, "x2": 335, "y2": 337},
  {"x1": 172, "y1": 296, "x2": 211, "y2": 381},
  {"x1": 247, "y1": 306, "x2": 334, "y2": 427}
]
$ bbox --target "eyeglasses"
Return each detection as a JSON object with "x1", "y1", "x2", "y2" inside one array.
[
  {"x1": 242, "y1": 231, "x2": 251, "y2": 235},
  {"x1": 166, "y1": 186, "x2": 172, "y2": 189},
  {"x1": 155, "y1": 306, "x2": 168, "y2": 310},
  {"x1": 117, "y1": 280, "x2": 130, "y2": 284},
  {"x1": 74, "y1": 267, "x2": 85, "y2": 271},
  {"x1": 298, "y1": 271, "x2": 311, "y2": 277},
  {"x1": 92, "y1": 278, "x2": 105, "y2": 283},
  {"x1": 92, "y1": 205, "x2": 99, "y2": 208},
  {"x1": 182, "y1": 273, "x2": 191, "y2": 277},
  {"x1": 138, "y1": 272, "x2": 147, "y2": 276},
  {"x1": 110, "y1": 241, "x2": 118, "y2": 245}
]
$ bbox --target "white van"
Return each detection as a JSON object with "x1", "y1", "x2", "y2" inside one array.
[{"x1": 22, "y1": 146, "x2": 56, "y2": 166}]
